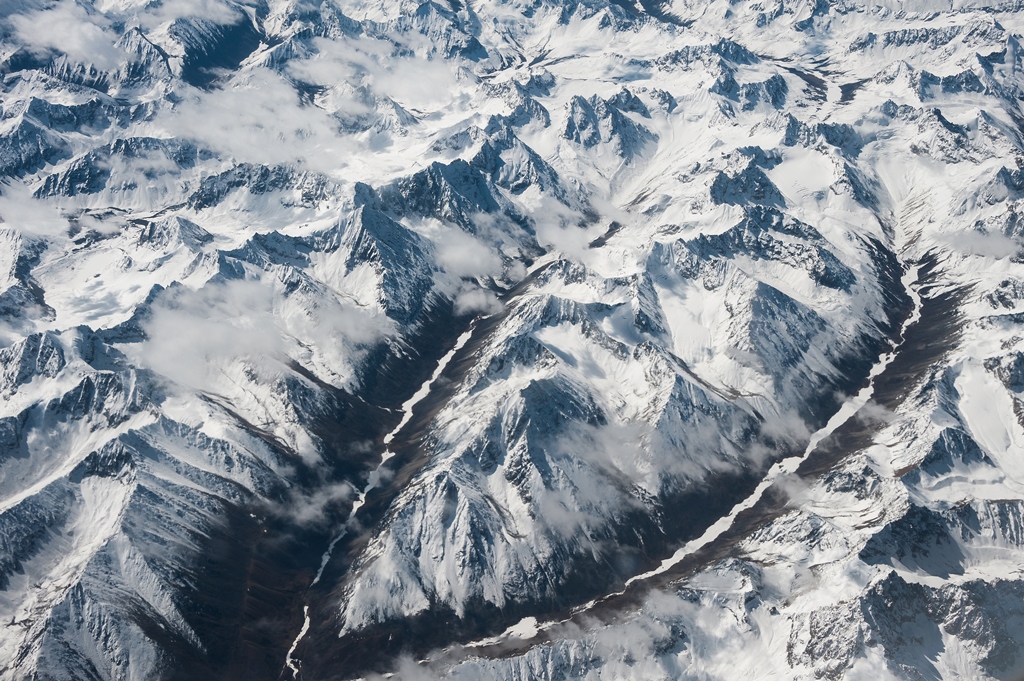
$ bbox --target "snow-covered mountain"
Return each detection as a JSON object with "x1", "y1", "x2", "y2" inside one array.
[{"x1": 1, "y1": 0, "x2": 1024, "y2": 679}]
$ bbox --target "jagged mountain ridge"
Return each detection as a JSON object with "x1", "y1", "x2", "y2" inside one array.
[{"x1": 0, "y1": 0, "x2": 1022, "y2": 679}]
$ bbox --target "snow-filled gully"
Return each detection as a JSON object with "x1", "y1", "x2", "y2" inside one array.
[
  {"x1": 438, "y1": 261, "x2": 929, "y2": 662},
  {"x1": 283, "y1": 325, "x2": 478, "y2": 679}
]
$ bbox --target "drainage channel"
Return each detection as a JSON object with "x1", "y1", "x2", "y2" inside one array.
[
  {"x1": 283, "y1": 324, "x2": 478, "y2": 679},
  {"x1": 424, "y1": 255, "x2": 969, "y2": 672}
]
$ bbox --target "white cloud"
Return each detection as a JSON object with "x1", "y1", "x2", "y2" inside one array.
[
  {"x1": 453, "y1": 285, "x2": 503, "y2": 316},
  {"x1": 138, "y1": 274, "x2": 395, "y2": 394},
  {"x1": 434, "y1": 227, "x2": 503, "y2": 278},
  {"x1": 277, "y1": 480, "x2": 357, "y2": 528},
  {"x1": 139, "y1": 279, "x2": 284, "y2": 392},
  {"x1": 134, "y1": 0, "x2": 240, "y2": 28},
  {"x1": 287, "y1": 35, "x2": 466, "y2": 113},
  {"x1": 286, "y1": 36, "x2": 392, "y2": 88},
  {"x1": 527, "y1": 195, "x2": 594, "y2": 259},
  {"x1": 0, "y1": 182, "x2": 69, "y2": 238},
  {"x1": 10, "y1": 1, "x2": 123, "y2": 70},
  {"x1": 373, "y1": 54, "x2": 464, "y2": 112},
  {"x1": 941, "y1": 228, "x2": 1020, "y2": 259},
  {"x1": 165, "y1": 68, "x2": 355, "y2": 172}
]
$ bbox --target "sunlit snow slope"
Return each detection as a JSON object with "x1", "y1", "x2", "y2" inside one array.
[{"x1": 0, "y1": 0, "x2": 1023, "y2": 679}]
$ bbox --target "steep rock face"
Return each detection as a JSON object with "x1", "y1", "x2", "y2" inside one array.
[
  {"x1": 562, "y1": 93, "x2": 656, "y2": 160},
  {"x1": 135, "y1": 217, "x2": 214, "y2": 252},
  {"x1": 35, "y1": 138, "x2": 207, "y2": 200},
  {"x1": 663, "y1": 207, "x2": 855, "y2": 292},
  {"x1": 165, "y1": 10, "x2": 266, "y2": 87},
  {"x1": 375, "y1": 158, "x2": 532, "y2": 239},
  {"x1": 0, "y1": 333, "x2": 65, "y2": 397},
  {"x1": 187, "y1": 164, "x2": 343, "y2": 210},
  {"x1": 0, "y1": 118, "x2": 69, "y2": 178}
]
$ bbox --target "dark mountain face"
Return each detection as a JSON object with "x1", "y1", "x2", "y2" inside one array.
[{"x1": 0, "y1": 1, "x2": 1023, "y2": 680}]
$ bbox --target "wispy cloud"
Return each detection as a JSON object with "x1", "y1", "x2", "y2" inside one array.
[
  {"x1": 134, "y1": 0, "x2": 242, "y2": 29},
  {"x1": 287, "y1": 35, "x2": 467, "y2": 112},
  {"x1": 0, "y1": 182, "x2": 69, "y2": 238},
  {"x1": 940, "y1": 227, "x2": 1020, "y2": 259},
  {"x1": 527, "y1": 195, "x2": 594, "y2": 258},
  {"x1": 453, "y1": 285, "x2": 503, "y2": 316},
  {"x1": 9, "y1": 1, "x2": 122, "y2": 70},
  {"x1": 139, "y1": 279, "x2": 284, "y2": 393},
  {"x1": 164, "y1": 68, "x2": 355, "y2": 172},
  {"x1": 433, "y1": 226, "x2": 504, "y2": 278},
  {"x1": 137, "y1": 275, "x2": 394, "y2": 394}
]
